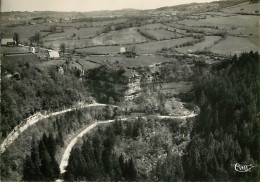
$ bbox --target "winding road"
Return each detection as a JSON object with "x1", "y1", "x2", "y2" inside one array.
[
  {"x1": 57, "y1": 111, "x2": 198, "y2": 181},
  {"x1": 0, "y1": 102, "x2": 112, "y2": 154},
  {"x1": 59, "y1": 118, "x2": 128, "y2": 174}
]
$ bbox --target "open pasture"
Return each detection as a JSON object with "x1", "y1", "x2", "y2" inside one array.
[
  {"x1": 178, "y1": 15, "x2": 259, "y2": 29},
  {"x1": 43, "y1": 38, "x2": 91, "y2": 50},
  {"x1": 139, "y1": 29, "x2": 183, "y2": 41},
  {"x1": 77, "y1": 59, "x2": 101, "y2": 70},
  {"x1": 175, "y1": 36, "x2": 222, "y2": 53},
  {"x1": 1, "y1": 24, "x2": 50, "y2": 43},
  {"x1": 90, "y1": 27, "x2": 149, "y2": 45},
  {"x1": 35, "y1": 59, "x2": 66, "y2": 70},
  {"x1": 81, "y1": 55, "x2": 172, "y2": 68},
  {"x1": 210, "y1": 36, "x2": 259, "y2": 55},
  {"x1": 139, "y1": 23, "x2": 171, "y2": 30},
  {"x1": 2, "y1": 53, "x2": 41, "y2": 64},
  {"x1": 1, "y1": 46, "x2": 30, "y2": 54},
  {"x1": 42, "y1": 26, "x2": 104, "y2": 41},
  {"x1": 76, "y1": 37, "x2": 195, "y2": 55},
  {"x1": 222, "y1": 2, "x2": 260, "y2": 14},
  {"x1": 76, "y1": 45, "x2": 119, "y2": 55},
  {"x1": 135, "y1": 37, "x2": 194, "y2": 54}
]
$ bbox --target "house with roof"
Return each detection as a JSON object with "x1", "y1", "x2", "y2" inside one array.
[
  {"x1": 1, "y1": 38, "x2": 16, "y2": 46},
  {"x1": 48, "y1": 50, "x2": 60, "y2": 59}
]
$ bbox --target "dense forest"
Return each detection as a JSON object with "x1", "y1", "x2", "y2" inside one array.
[
  {"x1": 183, "y1": 52, "x2": 260, "y2": 180},
  {"x1": 1, "y1": 62, "x2": 91, "y2": 138},
  {"x1": 85, "y1": 65, "x2": 127, "y2": 103},
  {"x1": 64, "y1": 52, "x2": 259, "y2": 181},
  {"x1": 0, "y1": 105, "x2": 118, "y2": 180},
  {"x1": 22, "y1": 133, "x2": 60, "y2": 181},
  {"x1": 64, "y1": 120, "x2": 139, "y2": 181}
]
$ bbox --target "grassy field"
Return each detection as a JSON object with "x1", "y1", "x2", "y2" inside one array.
[
  {"x1": 77, "y1": 59, "x2": 101, "y2": 70},
  {"x1": 139, "y1": 29, "x2": 182, "y2": 41},
  {"x1": 42, "y1": 27, "x2": 104, "y2": 42},
  {"x1": 175, "y1": 36, "x2": 222, "y2": 53},
  {"x1": 91, "y1": 27, "x2": 149, "y2": 45},
  {"x1": 1, "y1": 46, "x2": 30, "y2": 54},
  {"x1": 139, "y1": 23, "x2": 170, "y2": 30},
  {"x1": 43, "y1": 39, "x2": 91, "y2": 50},
  {"x1": 35, "y1": 59, "x2": 66, "y2": 70},
  {"x1": 249, "y1": 37, "x2": 260, "y2": 48},
  {"x1": 76, "y1": 37, "x2": 194, "y2": 54},
  {"x1": 222, "y1": 2, "x2": 260, "y2": 14},
  {"x1": 2, "y1": 54, "x2": 41, "y2": 64},
  {"x1": 135, "y1": 37, "x2": 194, "y2": 54},
  {"x1": 178, "y1": 15, "x2": 258, "y2": 29},
  {"x1": 1, "y1": 24, "x2": 50, "y2": 44},
  {"x1": 76, "y1": 45, "x2": 119, "y2": 55},
  {"x1": 229, "y1": 26, "x2": 259, "y2": 37},
  {"x1": 81, "y1": 55, "x2": 172, "y2": 68},
  {"x1": 111, "y1": 55, "x2": 172, "y2": 67},
  {"x1": 210, "y1": 36, "x2": 259, "y2": 55}
]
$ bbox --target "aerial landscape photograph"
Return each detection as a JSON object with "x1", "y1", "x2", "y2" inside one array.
[{"x1": 0, "y1": 0, "x2": 259, "y2": 181}]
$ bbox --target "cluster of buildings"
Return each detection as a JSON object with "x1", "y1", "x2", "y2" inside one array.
[{"x1": 1, "y1": 38, "x2": 60, "y2": 60}]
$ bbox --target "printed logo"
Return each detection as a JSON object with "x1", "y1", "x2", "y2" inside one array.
[{"x1": 233, "y1": 163, "x2": 254, "y2": 172}]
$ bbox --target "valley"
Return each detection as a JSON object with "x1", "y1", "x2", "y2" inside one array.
[{"x1": 0, "y1": 0, "x2": 259, "y2": 181}]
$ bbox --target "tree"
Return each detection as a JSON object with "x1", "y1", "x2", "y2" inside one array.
[
  {"x1": 22, "y1": 155, "x2": 34, "y2": 181},
  {"x1": 13, "y1": 32, "x2": 19, "y2": 45},
  {"x1": 127, "y1": 158, "x2": 137, "y2": 181},
  {"x1": 34, "y1": 32, "x2": 41, "y2": 45},
  {"x1": 60, "y1": 43, "x2": 66, "y2": 56}
]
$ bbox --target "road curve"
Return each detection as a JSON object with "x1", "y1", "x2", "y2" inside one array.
[
  {"x1": 0, "y1": 102, "x2": 112, "y2": 154},
  {"x1": 57, "y1": 112, "x2": 198, "y2": 179},
  {"x1": 157, "y1": 112, "x2": 197, "y2": 119},
  {"x1": 59, "y1": 118, "x2": 128, "y2": 174}
]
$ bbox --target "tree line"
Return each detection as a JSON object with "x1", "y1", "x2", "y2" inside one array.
[
  {"x1": 22, "y1": 133, "x2": 61, "y2": 181},
  {"x1": 183, "y1": 51, "x2": 260, "y2": 180},
  {"x1": 65, "y1": 123, "x2": 138, "y2": 181}
]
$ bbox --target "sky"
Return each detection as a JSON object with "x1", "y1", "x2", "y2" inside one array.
[{"x1": 1, "y1": 0, "x2": 216, "y2": 12}]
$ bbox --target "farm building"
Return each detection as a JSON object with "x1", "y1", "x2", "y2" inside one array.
[
  {"x1": 48, "y1": 50, "x2": 60, "y2": 59},
  {"x1": 120, "y1": 47, "x2": 127, "y2": 53},
  {"x1": 30, "y1": 47, "x2": 38, "y2": 54},
  {"x1": 1, "y1": 38, "x2": 16, "y2": 46}
]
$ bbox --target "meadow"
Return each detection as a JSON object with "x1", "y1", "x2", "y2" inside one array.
[
  {"x1": 175, "y1": 36, "x2": 222, "y2": 53},
  {"x1": 210, "y1": 36, "x2": 259, "y2": 55}
]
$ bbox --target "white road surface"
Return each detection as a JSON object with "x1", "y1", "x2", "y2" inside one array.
[
  {"x1": 59, "y1": 118, "x2": 128, "y2": 174},
  {"x1": 57, "y1": 111, "x2": 198, "y2": 180},
  {"x1": 0, "y1": 102, "x2": 111, "y2": 154}
]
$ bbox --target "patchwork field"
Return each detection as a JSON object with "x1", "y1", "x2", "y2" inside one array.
[
  {"x1": 42, "y1": 27, "x2": 104, "y2": 42},
  {"x1": 210, "y1": 36, "x2": 259, "y2": 55},
  {"x1": 43, "y1": 39, "x2": 90, "y2": 50},
  {"x1": 81, "y1": 55, "x2": 172, "y2": 68},
  {"x1": 1, "y1": 46, "x2": 30, "y2": 54},
  {"x1": 35, "y1": 59, "x2": 66, "y2": 70},
  {"x1": 135, "y1": 37, "x2": 194, "y2": 54},
  {"x1": 91, "y1": 27, "x2": 149, "y2": 45},
  {"x1": 76, "y1": 37, "x2": 195, "y2": 55},
  {"x1": 140, "y1": 23, "x2": 171, "y2": 30},
  {"x1": 178, "y1": 15, "x2": 258, "y2": 29},
  {"x1": 2, "y1": 54, "x2": 41, "y2": 64},
  {"x1": 222, "y1": 2, "x2": 260, "y2": 14},
  {"x1": 175, "y1": 36, "x2": 222, "y2": 53},
  {"x1": 249, "y1": 37, "x2": 260, "y2": 48},
  {"x1": 139, "y1": 29, "x2": 183, "y2": 41},
  {"x1": 1, "y1": 24, "x2": 50, "y2": 43},
  {"x1": 77, "y1": 59, "x2": 101, "y2": 70}
]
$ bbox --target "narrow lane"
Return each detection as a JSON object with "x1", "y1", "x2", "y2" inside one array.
[{"x1": 0, "y1": 102, "x2": 111, "y2": 154}]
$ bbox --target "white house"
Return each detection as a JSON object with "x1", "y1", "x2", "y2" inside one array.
[
  {"x1": 30, "y1": 47, "x2": 36, "y2": 54},
  {"x1": 120, "y1": 47, "x2": 127, "y2": 53},
  {"x1": 48, "y1": 50, "x2": 60, "y2": 59},
  {"x1": 1, "y1": 38, "x2": 15, "y2": 46}
]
